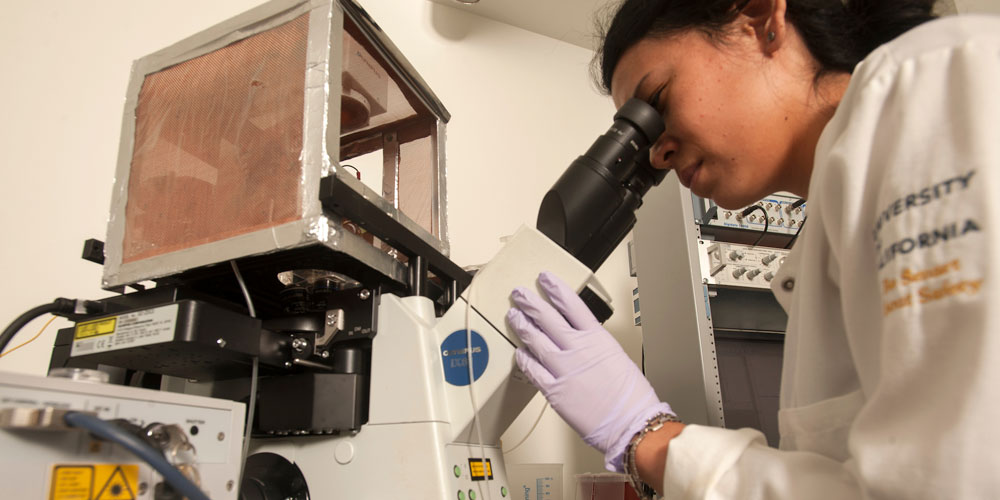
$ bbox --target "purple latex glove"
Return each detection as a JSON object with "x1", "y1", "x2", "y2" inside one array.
[{"x1": 507, "y1": 271, "x2": 674, "y2": 472}]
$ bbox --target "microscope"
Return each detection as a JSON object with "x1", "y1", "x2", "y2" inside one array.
[{"x1": 0, "y1": 1, "x2": 665, "y2": 498}]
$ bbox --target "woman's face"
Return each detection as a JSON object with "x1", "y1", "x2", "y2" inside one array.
[{"x1": 611, "y1": 27, "x2": 827, "y2": 209}]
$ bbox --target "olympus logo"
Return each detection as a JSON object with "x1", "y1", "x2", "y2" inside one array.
[{"x1": 442, "y1": 346, "x2": 482, "y2": 357}]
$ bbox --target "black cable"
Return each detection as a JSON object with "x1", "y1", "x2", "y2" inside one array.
[
  {"x1": 341, "y1": 164, "x2": 361, "y2": 178},
  {"x1": 783, "y1": 199, "x2": 807, "y2": 249},
  {"x1": 64, "y1": 412, "x2": 211, "y2": 500},
  {"x1": 784, "y1": 215, "x2": 807, "y2": 249},
  {"x1": 741, "y1": 205, "x2": 769, "y2": 247},
  {"x1": 641, "y1": 344, "x2": 646, "y2": 374},
  {"x1": 0, "y1": 299, "x2": 74, "y2": 355}
]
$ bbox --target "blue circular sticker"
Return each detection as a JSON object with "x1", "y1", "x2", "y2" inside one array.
[{"x1": 441, "y1": 330, "x2": 489, "y2": 386}]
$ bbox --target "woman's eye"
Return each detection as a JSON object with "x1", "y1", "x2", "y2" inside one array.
[{"x1": 648, "y1": 84, "x2": 668, "y2": 115}]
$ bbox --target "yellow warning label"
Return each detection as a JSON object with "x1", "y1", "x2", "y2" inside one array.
[
  {"x1": 50, "y1": 466, "x2": 93, "y2": 500},
  {"x1": 94, "y1": 465, "x2": 138, "y2": 500},
  {"x1": 50, "y1": 464, "x2": 138, "y2": 500},
  {"x1": 74, "y1": 317, "x2": 117, "y2": 340}
]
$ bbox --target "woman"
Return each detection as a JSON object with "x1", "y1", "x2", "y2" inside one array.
[{"x1": 507, "y1": 0, "x2": 1000, "y2": 497}]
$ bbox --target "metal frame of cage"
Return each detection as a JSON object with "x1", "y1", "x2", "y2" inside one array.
[{"x1": 103, "y1": 0, "x2": 451, "y2": 291}]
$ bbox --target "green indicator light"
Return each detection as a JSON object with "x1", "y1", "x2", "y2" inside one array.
[
  {"x1": 457, "y1": 491, "x2": 465, "y2": 500},
  {"x1": 501, "y1": 486, "x2": 508, "y2": 497},
  {"x1": 454, "y1": 465, "x2": 461, "y2": 478},
  {"x1": 469, "y1": 490, "x2": 477, "y2": 500}
]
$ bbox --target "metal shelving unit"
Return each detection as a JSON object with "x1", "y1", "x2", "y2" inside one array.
[{"x1": 632, "y1": 176, "x2": 801, "y2": 446}]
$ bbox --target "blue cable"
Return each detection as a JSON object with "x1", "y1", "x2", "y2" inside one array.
[{"x1": 63, "y1": 412, "x2": 212, "y2": 500}]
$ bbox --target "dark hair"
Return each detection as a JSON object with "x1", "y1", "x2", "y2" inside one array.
[{"x1": 596, "y1": 0, "x2": 937, "y2": 93}]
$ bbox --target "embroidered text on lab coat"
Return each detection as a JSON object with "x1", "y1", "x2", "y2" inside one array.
[
  {"x1": 877, "y1": 218, "x2": 980, "y2": 269},
  {"x1": 871, "y1": 170, "x2": 976, "y2": 244}
]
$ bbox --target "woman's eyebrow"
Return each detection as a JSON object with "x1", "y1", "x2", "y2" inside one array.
[
  {"x1": 631, "y1": 73, "x2": 651, "y2": 100},
  {"x1": 631, "y1": 73, "x2": 666, "y2": 108}
]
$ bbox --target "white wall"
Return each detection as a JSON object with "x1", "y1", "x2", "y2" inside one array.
[
  {"x1": 955, "y1": 0, "x2": 1000, "y2": 14},
  {"x1": 0, "y1": 1, "x2": 639, "y2": 497}
]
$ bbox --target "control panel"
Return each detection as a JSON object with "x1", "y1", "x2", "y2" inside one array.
[
  {"x1": 697, "y1": 193, "x2": 806, "y2": 235},
  {"x1": 699, "y1": 240, "x2": 790, "y2": 290},
  {"x1": 445, "y1": 444, "x2": 511, "y2": 499}
]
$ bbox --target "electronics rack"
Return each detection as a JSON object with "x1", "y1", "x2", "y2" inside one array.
[
  {"x1": 631, "y1": 178, "x2": 804, "y2": 446},
  {"x1": 695, "y1": 194, "x2": 806, "y2": 235}
]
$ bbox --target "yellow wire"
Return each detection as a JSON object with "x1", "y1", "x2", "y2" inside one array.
[{"x1": 0, "y1": 315, "x2": 57, "y2": 358}]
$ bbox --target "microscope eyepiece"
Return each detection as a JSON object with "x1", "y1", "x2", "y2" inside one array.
[
  {"x1": 537, "y1": 98, "x2": 669, "y2": 271},
  {"x1": 613, "y1": 97, "x2": 666, "y2": 145}
]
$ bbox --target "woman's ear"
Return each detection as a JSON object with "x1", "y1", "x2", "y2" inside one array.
[{"x1": 737, "y1": 0, "x2": 787, "y2": 55}]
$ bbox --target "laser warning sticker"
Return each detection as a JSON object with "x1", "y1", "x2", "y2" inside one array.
[
  {"x1": 72, "y1": 304, "x2": 178, "y2": 356},
  {"x1": 50, "y1": 464, "x2": 139, "y2": 500}
]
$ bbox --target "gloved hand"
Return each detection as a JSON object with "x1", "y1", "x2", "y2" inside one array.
[{"x1": 507, "y1": 271, "x2": 674, "y2": 472}]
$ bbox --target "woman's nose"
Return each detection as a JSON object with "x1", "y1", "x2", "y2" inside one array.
[{"x1": 649, "y1": 137, "x2": 676, "y2": 170}]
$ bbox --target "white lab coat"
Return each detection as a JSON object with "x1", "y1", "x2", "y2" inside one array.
[{"x1": 662, "y1": 15, "x2": 1000, "y2": 499}]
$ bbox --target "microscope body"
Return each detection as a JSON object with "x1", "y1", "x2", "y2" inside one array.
[
  {"x1": 32, "y1": 96, "x2": 662, "y2": 497},
  {"x1": 248, "y1": 225, "x2": 608, "y2": 499}
]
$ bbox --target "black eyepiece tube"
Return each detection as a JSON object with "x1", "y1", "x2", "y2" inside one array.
[{"x1": 537, "y1": 98, "x2": 667, "y2": 271}]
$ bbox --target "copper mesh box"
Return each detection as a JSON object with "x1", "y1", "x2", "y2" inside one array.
[{"x1": 104, "y1": 0, "x2": 450, "y2": 289}]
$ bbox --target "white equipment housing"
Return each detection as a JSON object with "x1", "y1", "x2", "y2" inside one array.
[
  {"x1": 0, "y1": 372, "x2": 246, "y2": 500},
  {"x1": 250, "y1": 225, "x2": 612, "y2": 498}
]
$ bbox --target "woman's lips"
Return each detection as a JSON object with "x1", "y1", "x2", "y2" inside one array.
[{"x1": 677, "y1": 161, "x2": 702, "y2": 189}]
